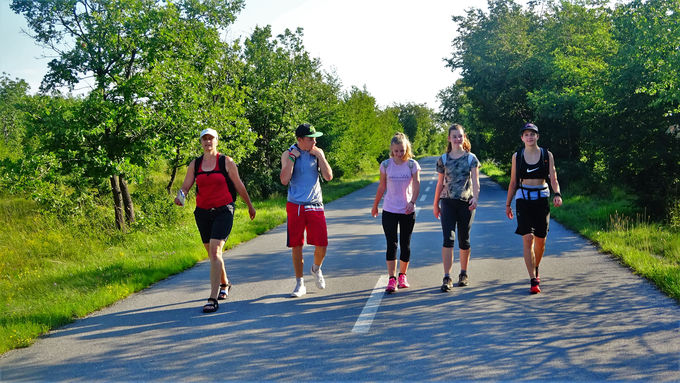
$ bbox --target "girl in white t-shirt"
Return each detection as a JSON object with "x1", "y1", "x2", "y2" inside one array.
[{"x1": 371, "y1": 133, "x2": 421, "y2": 293}]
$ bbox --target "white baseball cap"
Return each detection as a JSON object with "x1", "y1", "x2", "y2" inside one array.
[{"x1": 200, "y1": 128, "x2": 218, "y2": 139}]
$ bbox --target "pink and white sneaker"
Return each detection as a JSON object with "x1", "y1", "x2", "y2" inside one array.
[
  {"x1": 386, "y1": 277, "x2": 398, "y2": 293},
  {"x1": 398, "y1": 274, "x2": 410, "y2": 289}
]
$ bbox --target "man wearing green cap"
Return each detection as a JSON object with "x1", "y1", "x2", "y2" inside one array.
[{"x1": 280, "y1": 123, "x2": 333, "y2": 297}]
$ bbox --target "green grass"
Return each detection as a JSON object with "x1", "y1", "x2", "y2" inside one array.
[
  {"x1": 480, "y1": 160, "x2": 680, "y2": 303},
  {"x1": 0, "y1": 170, "x2": 379, "y2": 355}
]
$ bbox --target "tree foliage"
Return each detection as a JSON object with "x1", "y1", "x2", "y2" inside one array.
[{"x1": 440, "y1": 0, "x2": 680, "y2": 218}]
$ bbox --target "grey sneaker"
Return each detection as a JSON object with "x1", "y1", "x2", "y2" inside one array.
[
  {"x1": 458, "y1": 273, "x2": 469, "y2": 287},
  {"x1": 441, "y1": 276, "x2": 453, "y2": 292},
  {"x1": 311, "y1": 267, "x2": 326, "y2": 289},
  {"x1": 291, "y1": 281, "x2": 307, "y2": 297}
]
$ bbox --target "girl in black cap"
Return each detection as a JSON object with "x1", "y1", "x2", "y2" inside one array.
[{"x1": 505, "y1": 123, "x2": 562, "y2": 294}]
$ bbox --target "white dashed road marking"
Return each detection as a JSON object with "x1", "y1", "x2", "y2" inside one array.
[{"x1": 352, "y1": 275, "x2": 389, "y2": 333}]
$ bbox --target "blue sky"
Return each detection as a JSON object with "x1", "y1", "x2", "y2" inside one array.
[{"x1": 1, "y1": 0, "x2": 488, "y2": 108}]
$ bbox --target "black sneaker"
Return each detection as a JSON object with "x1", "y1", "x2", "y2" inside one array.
[
  {"x1": 458, "y1": 273, "x2": 469, "y2": 287},
  {"x1": 441, "y1": 276, "x2": 453, "y2": 292}
]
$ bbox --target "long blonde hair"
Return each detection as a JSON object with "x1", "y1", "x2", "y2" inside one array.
[
  {"x1": 446, "y1": 124, "x2": 471, "y2": 153},
  {"x1": 390, "y1": 132, "x2": 413, "y2": 160}
]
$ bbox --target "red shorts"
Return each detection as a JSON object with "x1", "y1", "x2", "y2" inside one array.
[{"x1": 286, "y1": 202, "x2": 328, "y2": 247}]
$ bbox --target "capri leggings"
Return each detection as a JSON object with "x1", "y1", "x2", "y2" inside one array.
[
  {"x1": 440, "y1": 198, "x2": 475, "y2": 249},
  {"x1": 382, "y1": 210, "x2": 416, "y2": 262}
]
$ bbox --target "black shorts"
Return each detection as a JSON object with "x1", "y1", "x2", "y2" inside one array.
[
  {"x1": 515, "y1": 198, "x2": 550, "y2": 238},
  {"x1": 194, "y1": 204, "x2": 235, "y2": 244}
]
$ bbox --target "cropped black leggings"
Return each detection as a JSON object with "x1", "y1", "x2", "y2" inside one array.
[
  {"x1": 382, "y1": 210, "x2": 416, "y2": 262},
  {"x1": 440, "y1": 198, "x2": 475, "y2": 249}
]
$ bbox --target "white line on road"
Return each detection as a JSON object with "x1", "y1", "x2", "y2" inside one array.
[
  {"x1": 352, "y1": 275, "x2": 389, "y2": 333},
  {"x1": 420, "y1": 195, "x2": 427, "y2": 202},
  {"x1": 415, "y1": 206, "x2": 421, "y2": 217},
  {"x1": 429, "y1": 180, "x2": 434, "y2": 185},
  {"x1": 425, "y1": 187, "x2": 431, "y2": 192}
]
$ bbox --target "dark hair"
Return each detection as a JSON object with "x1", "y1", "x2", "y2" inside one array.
[{"x1": 446, "y1": 124, "x2": 471, "y2": 153}]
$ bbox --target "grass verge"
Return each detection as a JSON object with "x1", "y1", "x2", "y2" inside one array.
[
  {"x1": 479, "y1": 161, "x2": 679, "y2": 303},
  {"x1": 0, "y1": 171, "x2": 379, "y2": 355}
]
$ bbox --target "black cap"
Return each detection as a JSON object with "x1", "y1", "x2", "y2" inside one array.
[
  {"x1": 295, "y1": 123, "x2": 323, "y2": 138},
  {"x1": 521, "y1": 123, "x2": 539, "y2": 133}
]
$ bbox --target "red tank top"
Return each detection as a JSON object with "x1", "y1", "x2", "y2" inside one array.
[{"x1": 195, "y1": 154, "x2": 234, "y2": 209}]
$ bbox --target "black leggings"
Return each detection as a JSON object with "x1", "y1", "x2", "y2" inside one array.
[
  {"x1": 382, "y1": 211, "x2": 416, "y2": 262},
  {"x1": 440, "y1": 199, "x2": 475, "y2": 249}
]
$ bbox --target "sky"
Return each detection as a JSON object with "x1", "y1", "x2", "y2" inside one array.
[{"x1": 0, "y1": 0, "x2": 489, "y2": 109}]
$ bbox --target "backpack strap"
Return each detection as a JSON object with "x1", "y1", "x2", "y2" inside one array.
[
  {"x1": 193, "y1": 154, "x2": 238, "y2": 203},
  {"x1": 408, "y1": 159, "x2": 414, "y2": 169},
  {"x1": 382, "y1": 159, "x2": 389, "y2": 169},
  {"x1": 441, "y1": 153, "x2": 447, "y2": 166}
]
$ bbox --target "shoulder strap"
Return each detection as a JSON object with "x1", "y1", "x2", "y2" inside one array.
[
  {"x1": 382, "y1": 159, "x2": 389, "y2": 168},
  {"x1": 218, "y1": 154, "x2": 229, "y2": 177},
  {"x1": 408, "y1": 159, "x2": 414, "y2": 169},
  {"x1": 441, "y1": 153, "x2": 447, "y2": 166},
  {"x1": 194, "y1": 155, "x2": 204, "y2": 178},
  {"x1": 468, "y1": 153, "x2": 474, "y2": 166}
]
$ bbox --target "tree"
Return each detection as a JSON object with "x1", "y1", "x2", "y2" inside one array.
[
  {"x1": 239, "y1": 26, "x2": 339, "y2": 198},
  {"x1": 594, "y1": 0, "x2": 680, "y2": 216},
  {"x1": 11, "y1": 0, "x2": 246, "y2": 231},
  {"x1": 0, "y1": 73, "x2": 30, "y2": 161}
]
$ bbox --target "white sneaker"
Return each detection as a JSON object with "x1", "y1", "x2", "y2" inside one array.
[
  {"x1": 291, "y1": 281, "x2": 306, "y2": 297},
  {"x1": 311, "y1": 267, "x2": 326, "y2": 289}
]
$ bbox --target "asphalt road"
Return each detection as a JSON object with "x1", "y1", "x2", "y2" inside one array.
[{"x1": 1, "y1": 156, "x2": 678, "y2": 382}]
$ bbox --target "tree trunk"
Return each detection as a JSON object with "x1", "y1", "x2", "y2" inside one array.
[
  {"x1": 110, "y1": 175, "x2": 126, "y2": 233},
  {"x1": 119, "y1": 174, "x2": 135, "y2": 224},
  {"x1": 166, "y1": 147, "x2": 182, "y2": 194}
]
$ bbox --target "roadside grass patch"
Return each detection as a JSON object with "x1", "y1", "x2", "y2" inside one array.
[
  {"x1": 481, "y1": 160, "x2": 680, "y2": 302},
  {"x1": 0, "y1": 171, "x2": 379, "y2": 355}
]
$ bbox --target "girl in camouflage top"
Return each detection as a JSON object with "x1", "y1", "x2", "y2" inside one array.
[{"x1": 433, "y1": 124, "x2": 480, "y2": 292}]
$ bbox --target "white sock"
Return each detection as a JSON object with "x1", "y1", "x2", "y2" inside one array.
[
  {"x1": 296, "y1": 277, "x2": 304, "y2": 285},
  {"x1": 312, "y1": 264, "x2": 320, "y2": 273}
]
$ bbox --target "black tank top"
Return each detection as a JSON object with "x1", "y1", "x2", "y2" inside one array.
[{"x1": 518, "y1": 149, "x2": 548, "y2": 180}]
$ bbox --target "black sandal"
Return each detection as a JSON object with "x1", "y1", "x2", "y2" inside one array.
[
  {"x1": 218, "y1": 282, "x2": 232, "y2": 300},
  {"x1": 203, "y1": 298, "x2": 219, "y2": 313}
]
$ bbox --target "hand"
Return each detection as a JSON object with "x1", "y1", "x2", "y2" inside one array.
[
  {"x1": 248, "y1": 206, "x2": 256, "y2": 220},
  {"x1": 405, "y1": 201, "x2": 415, "y2": 215},
  {"x1": 468, "y1": 197, "x2": 477, "y2": 211},
  {"x1": 173, "y1": 197, "x2": 183, "y2": 206},
  {"x1": 506, "y1": 205, "x2": 514, "y2": 220},
  {"x1": 371, "y1": 206, "x2": 379, "y2": 218},
  {"x1": 553, "y1": 195, "x2": 563, "y2": 208},
  {"x1": 289, "y1": 147, "x2": 301, "y2": 158},
  {"x1": 309, "y1": 146, "x2": 324, "y2": 158},
  {"x1": 433, "y1": 204, "x2": 441, "y2": 220}
]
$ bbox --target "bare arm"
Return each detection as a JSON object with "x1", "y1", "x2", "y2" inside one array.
[
  {"x1": 280, "y1": 149, "x2": 296, "y2": 186},
  {"x1": 506, "y1": 153, "x2": 518, "y2": 219},
  {"x1": 174, "y1": 160, "x2": 196, "y2": 206},
  {"x1": 469, "y1": 165, "x2": 480, "y2": 211},
  {"x1": 406, "y1": 170, "x2": 420, "y2": 214},
  {"x1": 310, "y1": 146, "x2": 333, "y2": 181},
  {"x1": 371, "y1": 172, "x2": 387, "y2": 217},
  {"x1": 225, "y1": 156, "x2": 256, "y2": 220},
  {"x1": 433, "y1": 172, "x2": 445, "y2": 219},
  {"x1": 548, "y1": 150, "x2": 562, "y2": 207}
]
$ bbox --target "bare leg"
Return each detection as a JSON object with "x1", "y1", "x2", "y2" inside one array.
[
  {"x1": 459, "y1": 248, "x2": 471, "y2": 271},
  {"x1": 206, "y1": 239, "x2": 226, "y2": 300},
  {"x1": 292, "y1": 245, "x2": 304, "y2": 278},
  {"x1": 313, "y1": 246, "x2": 326, "y2": 268},
  {"x1": 523, "y1": 234, "x2": 537, "y2": 279},
  {"x1": 399, "y1": 260, "x2": 409, "y2": 275},
  {"x1": 442, "y1": 247, "x2": 454, "y2": 275},
  {"x1": 534, "y1": 236, "x2": 546, "y2": 270},
  {"x1": 387, "y1": 260, "x2": 397, "y2": 277}
]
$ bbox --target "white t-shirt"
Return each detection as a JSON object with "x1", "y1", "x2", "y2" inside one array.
[{"x1": 380, "y1": 158, "x2": 421, "y2": 214}]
